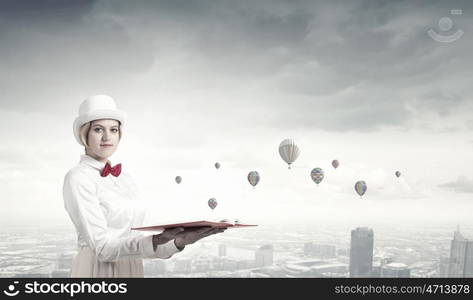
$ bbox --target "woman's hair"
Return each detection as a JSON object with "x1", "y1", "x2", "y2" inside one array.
[{"x1": 79, "y1": 120, "x2": 122, "y2": 148}]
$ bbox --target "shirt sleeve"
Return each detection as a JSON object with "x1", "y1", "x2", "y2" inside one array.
[{"x1": 63, "y1": 171, "x2": 182, "y2": 262}]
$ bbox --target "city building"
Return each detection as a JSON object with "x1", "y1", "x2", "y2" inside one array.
[
  {"x1": 349, "y1": 227, "x2": 374, "y2": 277},
  {"x1": 304, "y1": 243, "x2": 336, "y2": 258},
  {"x1": 337, "y1": 248, "x2": 349, "y2": 257},
  {"x1": 438, "y1": 257, "x2": 450, "y2": 278},
  {"x1": 173, "y1": 259, "x2": 192, "y2": 274},
  {"x1": 255, "y1": 244, "x2": 273, "y2": 267},
  {"x1": 51, "y1": 252, "x2": 74, "y2": 278},
  {"x1": 285, "y1": 260, "x2": 348, "y2": 277},
  {"x1": 56, "y1": 253, "x2": 73, "y2": 270},
  {"x1": 218, "y1": 244, "x2": 227, "y2": 257},
  {"x1": 448, "y1": 226, "x2": 473, "y2": 278},
  {"x1": 371, "y1": 257, "x2": 396, "y2": 277},
  {"x1": 51, "y1": 269, "x2": 70, "y2": 277},
  {"x1": 144, "y1": 260, "x2": 167, "y2": 276},
  {"x1": 380, "y1": 262, "x2": 410, "y2": 278}
]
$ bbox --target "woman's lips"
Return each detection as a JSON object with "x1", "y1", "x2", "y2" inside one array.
[{"x1": 100, "y1": 144, "x2": 113, "y2": 147}]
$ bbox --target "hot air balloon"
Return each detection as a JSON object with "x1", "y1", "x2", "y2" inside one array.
[
  {"x1": 278, "y1": 138, "x2": 300, "y2": 169},
  {"x1": 208, "y1": 198, "x2": 217, "y2": 210},
  {"x1": 310, "y1": 168, "x2": 324, "y2": 186},
  {"x1": 332, "y1": 159, "x2": 340, "y2": 169},
  {"x1": 354, "y1": 181, "x2": 367, "y2": 198},
  {"x1": 248, "y1": 171, "x2": 260, "y2": 187},
  {"x1": 215, "y1": 162, "x2": 221, "y2": 170},
  {"x1": 395, "y1": 171, "x2": 401, "y2": 178},
  {"x1": 175, "y1": 176, "x2": 182, "y2": 184}
]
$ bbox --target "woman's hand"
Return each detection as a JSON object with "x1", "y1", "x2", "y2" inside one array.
[
  {"x1": 174, "y1": 227, "x2": 226, "y2": 249},
  {"x1": 153, "y1": 227, "x2": 185, "y2": 251}
]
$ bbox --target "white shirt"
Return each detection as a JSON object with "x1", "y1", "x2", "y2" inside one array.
[{"x1": 63, "y1": 154, "x2": 181, "y2": 262}]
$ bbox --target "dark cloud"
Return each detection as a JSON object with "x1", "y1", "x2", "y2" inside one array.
[
  {"x1": 438, "y1": 176, "x2": 473, "y2": 193},
  {"x1": 0, "y1": 0, "x2": 95, "y2": 19},
  {"x1": 0, "y1": 0, "x2": 155, "y2": 112},
  {"x1": 0, "y1": 0, "x2": 472, "y2": 132},
  {"x1": 412, "y1": 90, "x2": 465, "y2": 117},
  {"x1": 112, "y1": 0, "x2": 471, "y2": 131},
  {"x1": 255, "y1": 90, "x2": 412, "y2": 132}
]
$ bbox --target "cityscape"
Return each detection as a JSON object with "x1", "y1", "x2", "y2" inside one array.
[{"x1": 0, "y1": 221, "x2": 471, "y2": 278}]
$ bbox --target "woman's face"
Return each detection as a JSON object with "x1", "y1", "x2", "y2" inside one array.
[{"x1": 86, "y1": 119, "x2": 120, "y2": 161}]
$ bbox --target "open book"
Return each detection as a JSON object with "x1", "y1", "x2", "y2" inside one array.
[{"x1": 131, "y1": 219, "x2": 258, "y2": 231}]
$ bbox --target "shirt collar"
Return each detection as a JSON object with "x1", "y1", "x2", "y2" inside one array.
[{"x1": 80, "y1": 154, "x2": 112, "y2": 171}]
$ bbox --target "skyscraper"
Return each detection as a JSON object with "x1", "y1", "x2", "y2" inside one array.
[
  {"x1": 218, "y1": 244, "x2": 227, "y2": 257},
  {"x1": 349, "y1": 227, "x2": 374, "y2": 277},
  {"x1": 448, "y1": 226, "x2": 473, "y2": 278},
  {"x1": 438, "y1": 257, "x2": 450, "y2": 278},
  {"x1": 380, "y1": 263, "x2": 410, "y2": 278},
  {"x1": 255, "y1": 244, "x2": 273, "y2": 267}
]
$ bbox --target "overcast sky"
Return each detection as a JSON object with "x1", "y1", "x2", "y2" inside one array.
[{"x1": 0, "y1": 0, "x2": 472, "y2": 231}]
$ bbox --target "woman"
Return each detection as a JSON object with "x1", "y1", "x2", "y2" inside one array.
[{"x1": 63, "y1": 94, "x2": 225, "y2": 277}]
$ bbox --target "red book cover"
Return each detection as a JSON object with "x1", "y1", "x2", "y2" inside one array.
[{"x1": 131, "y1": 220, "x2": 258, "y2": 231}]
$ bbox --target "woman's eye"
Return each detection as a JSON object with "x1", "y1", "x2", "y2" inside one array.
[{"x1": 94, "y1": 128, "x2": 118, "y2": 133}]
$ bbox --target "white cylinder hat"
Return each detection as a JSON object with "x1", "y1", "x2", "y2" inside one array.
[{"x1": 73, "y1": 95, "x2": 128, "y2": 146}]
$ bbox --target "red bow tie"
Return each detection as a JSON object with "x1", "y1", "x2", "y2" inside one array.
[{"x1": 100, "y1": 162, "x2": 122, "y2": 177}]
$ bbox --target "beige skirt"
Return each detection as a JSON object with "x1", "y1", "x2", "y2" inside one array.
[{"x1": 71, "y1": 247, "x2": 144, "y2": 278}]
